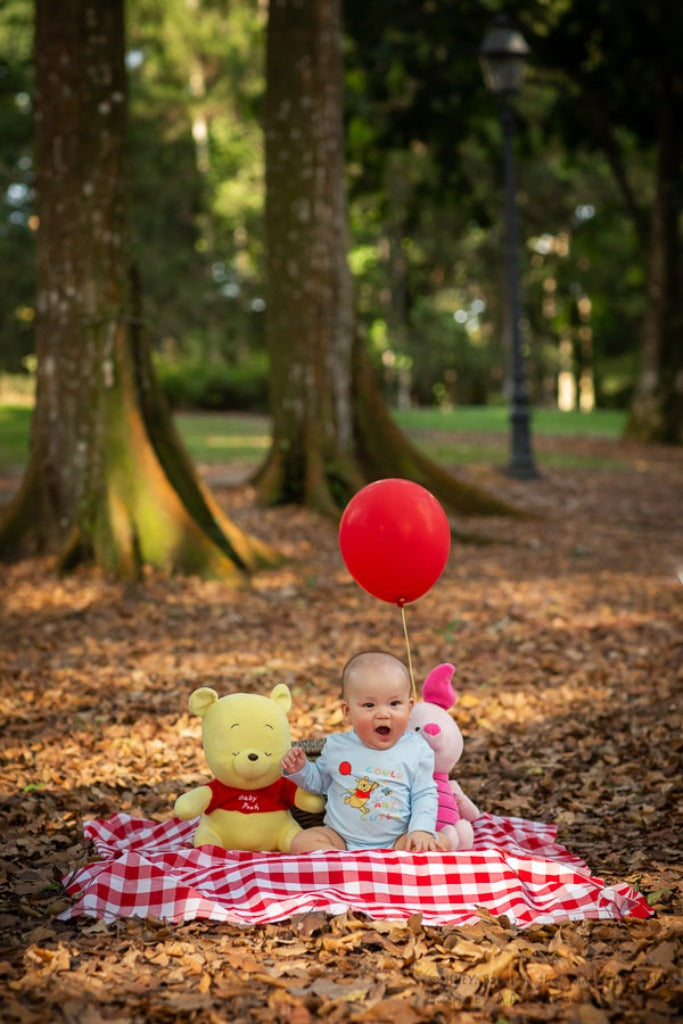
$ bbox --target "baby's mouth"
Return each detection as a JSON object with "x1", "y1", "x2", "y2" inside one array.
[{"x1": 375, "y1": 726, "x2": 391, "y2": 737}]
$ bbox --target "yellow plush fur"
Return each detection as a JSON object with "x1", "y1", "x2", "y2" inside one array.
[{"x1": 174, "y1": 684, "x2": 324, "y2": 852}]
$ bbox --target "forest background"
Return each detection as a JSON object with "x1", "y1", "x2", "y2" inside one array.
[{"x1": 1, "y1": 0, "x2": 681, "y2": 439}]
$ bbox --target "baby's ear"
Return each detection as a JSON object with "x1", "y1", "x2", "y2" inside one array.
[
  {"x1": 188, "y1": 687, "x2": 218, "y2": 717},
  {"x1": 270, "y1": 683, "x2": 292, "y2": 714}
]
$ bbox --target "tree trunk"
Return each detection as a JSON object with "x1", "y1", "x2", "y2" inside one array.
[
  {"x1": 256, "y1": 0, "x2": 516, "y2": 519},
  {"x1": 256, "y1": 0, "x2": 358, "y2": 517},
  {"x1": 625, "y1": 68, "x2": 683, "y2": 444},
  {"x1": 0, "y1": 0, "x2": 277, "y2": 580}
]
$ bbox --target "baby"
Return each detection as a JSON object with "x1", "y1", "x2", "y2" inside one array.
[{"x1": 281, "y1": 650, "x2": 439, "y2": 853}]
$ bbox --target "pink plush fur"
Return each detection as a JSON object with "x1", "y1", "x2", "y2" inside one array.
[{"x1": 409, "y1": 663, "x2": 480, "y2": 851}]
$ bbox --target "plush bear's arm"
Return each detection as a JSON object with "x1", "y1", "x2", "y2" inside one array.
[
  {"x1": 174, "y1": 785, "x2": 212, "y2": 820},
  {"x1": 294, "y1": 787, "x2": 326, "y2": 813},
  {"x1": 449, "y1": 780, "x2": 480, "y2": 822}
]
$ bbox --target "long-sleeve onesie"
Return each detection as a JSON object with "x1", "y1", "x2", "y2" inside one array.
[{"x1": 285, "y1": 730, "x2": 437, "y2": 850}]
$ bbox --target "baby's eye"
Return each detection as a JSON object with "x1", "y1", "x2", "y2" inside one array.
[
  {"x1": 390, "y1": 700, "x2": 402, "y2": 707},
  {"x1": 362, "y1": 702, "x2": 375, "y2": 708}
]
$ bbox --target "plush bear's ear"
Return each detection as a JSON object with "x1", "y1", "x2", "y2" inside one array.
[
  {"x1": 188, "y1": 687, "x2": 218, "y2": 717},
  {"x1": 270, "y1": 683, "x2": 292, "y2": 714}
]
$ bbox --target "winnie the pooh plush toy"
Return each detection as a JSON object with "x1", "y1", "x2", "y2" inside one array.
[{"x1": 174, "y1": 684, "x2": 325, "y2": 852}]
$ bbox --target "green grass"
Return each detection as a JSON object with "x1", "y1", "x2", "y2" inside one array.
[
  {"x1": 176, "y1": 412, "x2": 271, "y2": 462},
  {"x1": 0, "y1": 403, "x2": 628, "y2": 473},
  {"x1": 393, "y1": 405, "x2": 627, "y2": 438},
  {"x1": 0, "y1": 405, "x2": 32, "y2": 468},
  {"x1": 393, "y1": 406, "x2": 628, "y2": 469}
]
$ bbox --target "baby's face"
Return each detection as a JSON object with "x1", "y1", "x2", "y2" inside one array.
[{"x1": 342, "y1": 658, "x2": 414, "y2": 751}]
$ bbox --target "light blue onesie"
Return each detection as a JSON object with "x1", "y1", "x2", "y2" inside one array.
[{"x1": 286, "y1": 729, "x2": 437, "y2": 850}]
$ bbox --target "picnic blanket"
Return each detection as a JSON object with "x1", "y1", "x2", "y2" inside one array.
[{"x1": 59, "y1": 812, "x2": 652, "y2": 928}]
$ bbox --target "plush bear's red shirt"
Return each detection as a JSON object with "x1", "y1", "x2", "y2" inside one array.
[{"x1": 205, "y1": 777, "x2": 299, "y2": 815}]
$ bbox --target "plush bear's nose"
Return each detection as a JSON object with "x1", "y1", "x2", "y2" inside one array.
[{"x1": 248, "y1": 753, "x2": 259, "y2": 761}]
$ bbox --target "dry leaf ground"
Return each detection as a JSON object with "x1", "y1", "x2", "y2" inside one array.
[{"x1": 1, "y1": 435, "x2": 681, "y2": 1022}]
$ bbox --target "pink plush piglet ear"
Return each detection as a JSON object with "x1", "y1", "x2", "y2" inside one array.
[{"x1": 421, "y1": 662, "x2": 456, "y2": 710}]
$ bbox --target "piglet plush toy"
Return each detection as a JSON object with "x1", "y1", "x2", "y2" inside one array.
[{"x1": 409, "y1": 662, "x2": 480, "y2": 851}]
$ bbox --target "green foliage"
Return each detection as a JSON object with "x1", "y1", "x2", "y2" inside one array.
[
  {"x1": 0, "y1": 0, "x2": 35, "y2": 372},
  {"x1": 0, "y1": 0, "x2": 672, "y2": 418},
  {"x1": 407, "y1": 299, "x2": 497, "y2": 406},
  {"x1": 520, "y1": 141, "x2": 643, "y2": 405},
  {"x1": 343, "y1": 0, "x2": 651, "y2": 412},
  {"x1": 154, "y1": 352, "x2": 269, "y2": 412},
  {"x1": 126, "y1": 0, "x2": 266, "y2": 360},
  {"x1": 597, "y1": 351, "x2": 639, "y2": 408}
]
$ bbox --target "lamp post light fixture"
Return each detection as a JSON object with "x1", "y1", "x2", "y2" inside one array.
[{"x1": 480, "y1": 15, "x2": 539, "y2": 480}]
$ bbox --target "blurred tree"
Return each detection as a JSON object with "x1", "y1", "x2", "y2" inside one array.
[
  {"x1": 0, "y1": 0, "x2": 276, "y2": 579},
  {"x1": 0, "y1": 0, "x2": 35, "y2": 373},
  {"x1": 343, "y1": 0, "x2": 681, "y2": 437},
  {"x1": 343, "y1": 0, "x2": 509, "y2": 406},
  {"x1": 127, "y1": 0, "x2": 267, "y2": 364},
  {"x1": 255, "y1": 0, "x2": 511, "y2": 516},
  {"x1": 3, "y1": 0, "x2": 675, "y2": 437},
  {"x1": 527, "y1": 0, "x2": 682, "y2": 441}
]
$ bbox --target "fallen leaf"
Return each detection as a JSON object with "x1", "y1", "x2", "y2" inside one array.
[
  {"x1": 412, "y1": 957, "x2": 441, "y2": 980},
  {"x1": 1, "y1": 448, "x2": 681, "y2": 1023},
  {"x1": 469, "y1": 949, "x2": 517, "y2": 980},
  {"x1": 576, "y1": 1005, "x2": 610, "y2": 1024}
]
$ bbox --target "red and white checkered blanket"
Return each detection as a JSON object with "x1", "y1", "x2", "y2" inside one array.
[{"x1": 60, "y1": 812, "x2": 651, "y2": 928}]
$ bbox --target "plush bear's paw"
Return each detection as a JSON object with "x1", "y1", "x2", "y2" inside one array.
[
  {"x1": 174, "y1": 787, "x2": 210, "y2": 820},
  {"x1": 437, "y1": 825, "x2": 459, "y2": 852},
  {"x1": 454, "y1": 819, "x2": 475, "y2": 851},
  {"x1": 296, "y1": 789, "x2": 326, "y2": 813},
  {"x1": 438, "y1": 820, "x2": 475, "y2": 852}
]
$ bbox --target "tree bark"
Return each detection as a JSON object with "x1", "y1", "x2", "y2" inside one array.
[
  {"x1": 0, "y1": 0, "x2": 277, "y2": 580},
  {"x1": 625, "y1": 66, "x2": 683, "y2": 444},
  {"x1": 256, "y1": 0, "x2": 358, "y2": 517},
  {"x1": 256, "y1": 0, "x2": 517, "y2": 518}
]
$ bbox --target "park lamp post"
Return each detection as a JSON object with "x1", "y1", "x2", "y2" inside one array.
[{"x1": 480, "y1": 15, "x2": 539, "y2": 480}]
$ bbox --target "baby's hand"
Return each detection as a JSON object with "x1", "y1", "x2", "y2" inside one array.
[
  {"x1": 281, "y1": 746, "x2": 307, "y2": 775},
  {"x1": 404, "y1": 830, "x2": 441, "y2": 853}
]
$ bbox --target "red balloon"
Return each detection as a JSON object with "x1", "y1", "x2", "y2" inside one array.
[{"x1": 338, "y1": 479, "x2": 451, "y2": 606}]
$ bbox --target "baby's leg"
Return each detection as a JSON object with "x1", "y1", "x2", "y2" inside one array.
[{"x1": 289, "y1": 826, "x2": 346, "y2": 853}]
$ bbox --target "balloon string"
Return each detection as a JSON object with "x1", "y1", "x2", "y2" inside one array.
[{"x1": 401, "y1": 604, "x2": 417, "y2": 703}]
